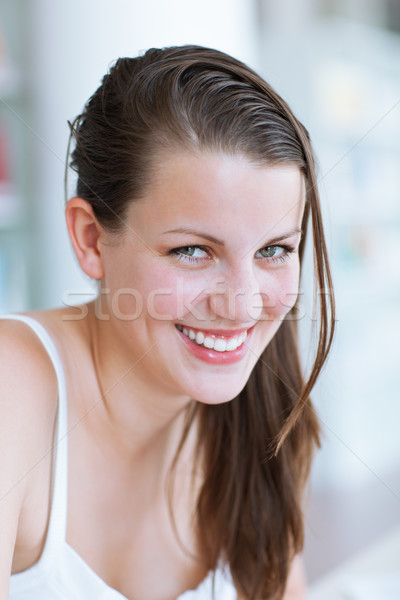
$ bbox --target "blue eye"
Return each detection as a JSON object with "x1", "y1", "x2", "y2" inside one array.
[
  {"x1": 177, "y1": 247, "x2": 205, "y2": 257},
  {"x1": 256, "y1": 245, "x2": 293, "y2": 263},
  {"x1": 170, "y1": 246, "x2": 210, "y2": 263},
  {"x1": 168, "y1": 244, "x2": 294, "y2": 265}
]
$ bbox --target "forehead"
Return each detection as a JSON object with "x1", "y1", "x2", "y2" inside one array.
[{"x1": 128, "y1": 152, "x2": 305, "y2": 237}]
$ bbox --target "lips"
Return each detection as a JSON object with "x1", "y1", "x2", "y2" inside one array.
[
  {"x1": 175, "y1": 323, "x2": 254, "y2": 365},
  {"x1": 176, "y1": 321, "x2": 254, "y2": 353}
]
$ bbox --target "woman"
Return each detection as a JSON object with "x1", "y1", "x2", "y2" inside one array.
[{"x1": 1, "y1": 46, "x2": 335, "y2": 599}]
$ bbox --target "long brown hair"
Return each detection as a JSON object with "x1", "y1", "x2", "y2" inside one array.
[{"x1": 68, "y1": 45, "x2": 335, "y2": 599}]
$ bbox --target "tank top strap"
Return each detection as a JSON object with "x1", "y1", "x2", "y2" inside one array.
[{"x1": 0, "y1": 314, "x2": 68, "y2": 553}]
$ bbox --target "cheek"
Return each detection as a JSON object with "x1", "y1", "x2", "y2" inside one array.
[
  {"x1": 134, "y1": 268, "x2": 210, "y2": 322},
  {"x1": 103, "y1": 251, "x2": 210, "y2": 323},
  {"x1": 262, "y1": 264, "x2": 300, "y2": 320}
]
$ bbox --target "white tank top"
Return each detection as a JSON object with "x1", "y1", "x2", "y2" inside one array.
[{"x1": 4, "y1": 315, "x2": 236, "y2": 600}]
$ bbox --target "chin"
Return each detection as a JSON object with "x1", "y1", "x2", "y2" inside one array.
[{"x1": 187, "y1": 370, "x2": 254, "y2": 406}]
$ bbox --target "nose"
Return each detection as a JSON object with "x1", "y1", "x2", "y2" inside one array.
[{"x1": 208, "y1": 261, "x2": 264, "y2": 324}]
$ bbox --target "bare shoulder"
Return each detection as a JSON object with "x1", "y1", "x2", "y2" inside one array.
[
  {"x1": 0, "y1": 315, "x2": 59, "y2": 411},
  {"x1": 0, "y1": 304, "x2": 89, "y2": 457},
  {"x1": 0, "y1": 316, "x2": 58, "y2": 588},
  {"x1": 0, "y1": 315, "x2": 59, "y2": 484}
]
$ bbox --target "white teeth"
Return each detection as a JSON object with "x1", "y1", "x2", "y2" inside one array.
[
  {"x1": 178, "y1": 324, "x2": 248, "y2": 352},
  {"x1": 196, "y1": 331, "x2": 205, "y2": 344},
  {"x1": 226, "y1": 337, "x2": 239, "y2": 351},
  {"x1": 213, "y1": 338, "x2": 227, "y2": 352},
  {"x1": 203, "y1": 336, "x2": 214, "y2": 348}
]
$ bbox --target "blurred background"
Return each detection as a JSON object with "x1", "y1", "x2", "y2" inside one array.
[{"x1": 0, "y1": 0, "x2": 399, "y2": 596}]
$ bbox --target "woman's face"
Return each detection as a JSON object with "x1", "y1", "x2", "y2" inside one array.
[{"x1": 99, "y1": 153, "x2": 305, "y2": 405}]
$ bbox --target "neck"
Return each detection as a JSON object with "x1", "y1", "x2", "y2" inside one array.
[{"x1": 84, "y1": 303, "x2": 196, "y2": 473}]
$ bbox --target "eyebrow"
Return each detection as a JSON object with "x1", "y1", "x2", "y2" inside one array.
[{"x1": 162, "y1": 227, "x2": 302, "y2": 247}]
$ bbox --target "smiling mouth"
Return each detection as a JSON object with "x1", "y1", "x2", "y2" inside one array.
[{"x1": 175, "y1": 324, "x2": 248, "y2": 352}]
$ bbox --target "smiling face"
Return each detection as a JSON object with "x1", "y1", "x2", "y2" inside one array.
[{"x1": 98, "y1": 152, "x2": 305, "y2": 405}]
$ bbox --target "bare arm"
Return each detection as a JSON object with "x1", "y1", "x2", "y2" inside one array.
[
  {"x1": 0, "y1": 320, "x2": 57, "y2": 595},
  {"x1": 282, "y1": 555, "x2": 307, "y2": 600}
]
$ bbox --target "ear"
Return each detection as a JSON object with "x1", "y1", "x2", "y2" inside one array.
[{"x1": 65, "y1": 197, "x2": 105, "y2": 279}]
